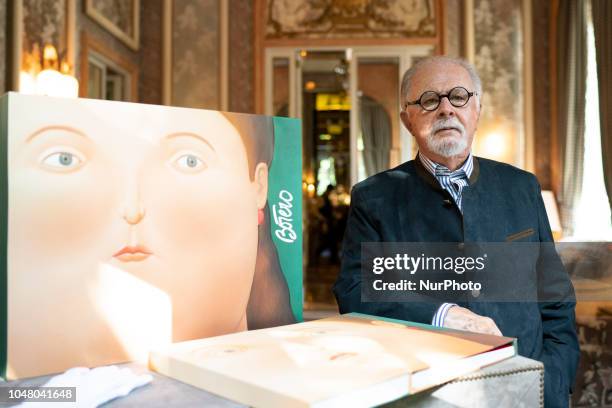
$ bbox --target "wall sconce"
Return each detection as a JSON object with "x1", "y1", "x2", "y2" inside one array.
[
  {"x1": 481, "y1": 131, "x2": 507, "y2": 159},
  {"x1": 19, "y1": 44, "x2": 79, "y2": 98},
  {"x1": 303, "y1": 175, "x2": 316, "y2": 198},
  {"x1": 306, "y1": 184, "x2": 315, "y2": 197}
]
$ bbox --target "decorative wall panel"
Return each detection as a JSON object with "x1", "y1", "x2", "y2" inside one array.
[
  {"x1": 85, "y1": 0, "x2": 139, "y2": 50},
  {"x1": 171, "y1": 0, "x2": 219, "y2": 109},
  {"x1": 89, "y1": 0, "x2": 134, "y2": 36},
  {"x1": 22, "y1": 0, "x2": 69, "y2": 67},
  {"x1": 470, "y1": 0, "x2": 525, "y2": 167},
  {"x1": 265, "y1": 0, "x2": 437, "y2": 40}
]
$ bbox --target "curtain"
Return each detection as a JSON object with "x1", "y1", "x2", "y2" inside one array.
[
  {"x1": 591, "y1": 0, "x2": 612, "y2": 215},
  {"x1": 359, "y1": 95, "x2": 391, "y2": 177},
  {"x1": 557, "y1": 0, "x2": 588, "y2": 236}
]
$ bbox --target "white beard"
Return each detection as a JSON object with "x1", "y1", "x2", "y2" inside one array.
[{"x1": 426, "y1": 117, "x2": 468, "y2": 158}]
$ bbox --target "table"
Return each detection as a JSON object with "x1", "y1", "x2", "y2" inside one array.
[{"x1": 2, "y1": 356, "x2": 543, "y2": 407}]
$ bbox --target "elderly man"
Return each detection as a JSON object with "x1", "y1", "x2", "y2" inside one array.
[{"x1": 333, "y1": 56, "x2": 579, "y2": 407}]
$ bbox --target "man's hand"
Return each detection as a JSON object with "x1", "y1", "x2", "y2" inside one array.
[{"x1": 444, "y1": 306, "x2": 503, "y2": 336}]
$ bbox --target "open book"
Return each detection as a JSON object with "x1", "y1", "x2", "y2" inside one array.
[{"x1": 149, "y1": 313, "x2": 515, "y2": 407}]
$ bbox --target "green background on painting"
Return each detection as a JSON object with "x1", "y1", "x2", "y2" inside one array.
[{"x1": 269, "y1": 116, "x2": 303, "y2": 322}]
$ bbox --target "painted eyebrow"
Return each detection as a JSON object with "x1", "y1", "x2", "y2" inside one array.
[
  {"x1": 164, "y1": 132, "x2": 215, "y2": 152},
  {"x1": 26, "y1": 125, "x2": 88, "y2": 143}
]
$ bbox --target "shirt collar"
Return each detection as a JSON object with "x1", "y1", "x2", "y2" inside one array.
[{"x1": 418, "y1": 151, "x2": 474, "y2": 179}]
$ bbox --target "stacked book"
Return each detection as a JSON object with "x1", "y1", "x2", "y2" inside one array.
[{"x1": 150, "y1": 313, "x2": 515, "y2": 407}]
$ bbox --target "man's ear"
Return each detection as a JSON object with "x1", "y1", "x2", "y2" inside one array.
[
  {"x1": 253, "y1": 162, "x2": 268, "y2": 209},
  {"x1": 400, "y1": 110, "x2": 412, "y2": 133}
]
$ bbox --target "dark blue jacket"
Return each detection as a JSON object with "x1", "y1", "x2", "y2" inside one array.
[{"x1": 333, "y1": 157, "x2": 579, "y2": 408}]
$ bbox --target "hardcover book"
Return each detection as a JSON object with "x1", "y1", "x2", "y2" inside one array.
[
  {"x1": 149, "y1": 313, "x2": 516, "y2": 407},
  {"x1": 0, "y1": 93, "x2": 302, "y2": 379}
]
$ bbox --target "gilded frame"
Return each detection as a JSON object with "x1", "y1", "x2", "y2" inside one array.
[{"x1": 85, "y1": 0, "x2": 140, "y2": 51}]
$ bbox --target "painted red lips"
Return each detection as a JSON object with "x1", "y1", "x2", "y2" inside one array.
[{"x1": 113, "y1": 245, "x2": 152, "y2": 262}]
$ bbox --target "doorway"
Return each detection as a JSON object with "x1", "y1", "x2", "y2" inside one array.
[{"x1": 265, "y1": 45, "x2": 434, "y2": 310}]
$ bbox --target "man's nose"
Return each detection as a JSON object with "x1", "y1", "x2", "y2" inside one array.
[{"x1": 436, "y1": 97, "x2": 455, "y2": 117}]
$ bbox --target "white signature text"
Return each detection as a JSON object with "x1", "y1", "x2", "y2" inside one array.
[{"x1": 272, "y1": 190, "x2": 297, "y2": 243}]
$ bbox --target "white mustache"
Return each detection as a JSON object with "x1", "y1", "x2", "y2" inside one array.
[
  {"x1": 431, "y1": 118, "x2": 465, "y2": 136},
  {"x1": 426, "y1": 117, "x2": 468, "y2": 157}
]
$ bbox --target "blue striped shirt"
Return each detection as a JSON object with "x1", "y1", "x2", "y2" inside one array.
[
  {"x1": 418, "y1": 152, "x2": 474, "y2": 327},
  {"x1": 418, "y1": 151, "x2": 474, "y2": 212}
]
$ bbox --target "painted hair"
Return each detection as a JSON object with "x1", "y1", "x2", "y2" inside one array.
[
  {"x1": 221, "y1": 112, "x2": 296, "y2": 329},
  {"x1": 221, "y1": 112, "x2": 275, "y2": 179}
]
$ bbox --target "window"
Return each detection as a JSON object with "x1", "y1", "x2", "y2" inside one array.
[
  {"x1": 87, "y1": 52, "x2": 130, "y2": 101},
  {"x1": 80, "y1": 33, "x2": 138, "y2": 102},
  {"x1": 572, "y1": 0, "x2": 612, "y2": 240}
]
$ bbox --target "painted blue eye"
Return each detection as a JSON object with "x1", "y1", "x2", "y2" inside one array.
[
  {"x1": 173, "y1": 154, "x2": 206, "y2": 172},
  {"x1": 41, "y1": 151, "x2": 83, "y2": 170}
]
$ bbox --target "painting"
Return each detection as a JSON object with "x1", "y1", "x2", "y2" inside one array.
[
  {"x1": 85, "y1": 0, "x2": 139, "y2": 50},
  {"x1": 264, "y1": 0, "x2": 437, "y2": 40},
  {"x1": 0, "y1": 94, "x2": 302, "y2": 379}
]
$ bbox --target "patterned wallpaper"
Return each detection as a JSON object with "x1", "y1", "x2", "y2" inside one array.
[
  {"x1": 265, "y1": 0, "x2": 436, "y2": 40},
  {"x1": 22, "y1": 0, "x2": 68, "y2": 68},
  {"x1": 0, "y1": 0, "x2": 6, "y2": 93},
  {"x1": 473, "y1": 0, "x2": 551, "y2": 186},
  {"x1": 11, "y1": 0, "x2": 233, "y2": 110},
  {"x1": 229, "y1": 0, "x2": 253, "y2": 113},
  {"x1": 472, "y1": 0, "x2": 524, "y2": 166},
  {"x1": 171, "y1": 0, "x2": 219, "y2": 109}
]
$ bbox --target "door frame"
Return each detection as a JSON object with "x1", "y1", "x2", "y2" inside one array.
[{"x1": 264, "y1": 45, "x2": 434, "y2": 187}]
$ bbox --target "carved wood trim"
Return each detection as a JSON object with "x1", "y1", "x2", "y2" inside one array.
[{"x1": 253, "y1": 0, "x2": 444, "y2": 114}]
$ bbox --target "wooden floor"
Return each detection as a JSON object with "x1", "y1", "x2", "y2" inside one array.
[{"x1": 303, "y1": 259, "x2": 340, "y2": 318}]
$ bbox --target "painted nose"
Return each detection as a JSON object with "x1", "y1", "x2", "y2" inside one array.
[
  {"x1": 121, "y1": 178, "x2": 145, "y2": 225},
  {"x1": 123, "y1": 205, "x2": 146, "y2": 225}
]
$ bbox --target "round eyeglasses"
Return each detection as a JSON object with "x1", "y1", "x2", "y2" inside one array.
[{"x1": 404, "y1": 86, "x2": 478, "y2": 111}]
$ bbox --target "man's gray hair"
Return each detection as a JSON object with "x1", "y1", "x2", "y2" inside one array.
[{"x1": 400, "y1": 56, "x2": 482, "y2": 108}]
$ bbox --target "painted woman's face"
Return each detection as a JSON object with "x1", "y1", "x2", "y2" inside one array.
[{"x1": 7, "y1": 96, "x2": 267, "y2": 377}]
